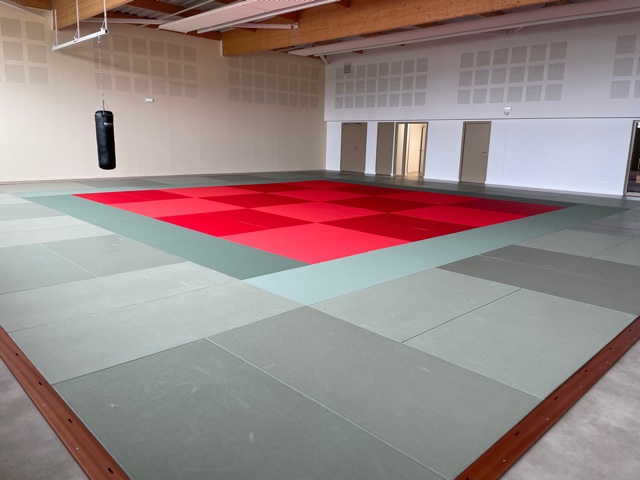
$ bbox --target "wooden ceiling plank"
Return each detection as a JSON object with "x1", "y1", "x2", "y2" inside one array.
[
  {"x1": 105, "y1": 10, "x2": 221, "y2": 39},
  {"x1": 222, "y1": 0, "x2": 552, "y2": 56},
  {"x1": 9, "y1": 0, "x2": 51, "y2": 9},
  {"x1": 52, "y1": 0, "x2": 132, "y2": 29}
]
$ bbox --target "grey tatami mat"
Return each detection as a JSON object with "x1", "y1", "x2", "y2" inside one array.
[
  {"x1": 592, "y1": 208, "x2": 640, "y2": 228},
  {"x1": 11, "y1": 280, "x2": 299, "y2": 384},
  {"x1": 484, "y1": 245, "x2": 640, "y2": 286},
  {"x1": 0, "y1": 244, "x2": 95, "y2": 295},
  {"x1": 40, "y1": 234, "x2": 183, "y2": 276},
  {"x1": 517, "y1": 229, "x2": 631, "y2": 257},
  {"x1": 0, "y1": 362, "x2": 87, "y2": 480},
  {"x1": 440, "y1": 255, "x2": 640, "y2": 315},
  {"x1": 313, "y1": 269, "x2": 518, "y2": 342},
  {"x1": 572, "y1": 222, "x2": 640, "y2": 238},
  {"x1": 593, "y1": 238, "x2": 640, "y2": 266},
  {"x1": 0, "y1": 203, "x2": 64, "y2": 221},
  {"x1": 210, "y1": 308, "x2": 539, "y2": 480},
  {"x1": 0, "y1": 262, "x2": 234, "y2": 332},
  {"x1": 55, "y1": 340, "x2": 441, "y2": 480},
  {"x1": 406, "y1": 289, "x2": 635, "y2": 398},
  {"x1": 76, "y1": 179, "x2": 162, "y2": 188}
]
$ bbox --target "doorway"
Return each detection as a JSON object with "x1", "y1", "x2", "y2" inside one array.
[
  {"x1": 394, "y1": 123, "x2": 428, "y2": 177},
  {"x1": 340, "y1": 123, "x2": 367, "y2": 173},
  {"x1": 625, "y1": 120, "x2": 640, "y2": 195},
  {"x1": 460, "y1": 121, "x2": 491, "y2": 184},
  {"x1": 375, "y1": 122, "x2": 395, "y2": 175}
]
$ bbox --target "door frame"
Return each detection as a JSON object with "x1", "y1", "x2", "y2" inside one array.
[
  {"x1": 458, "y1": 121, "x2": 492, "y2": 182},
  {"x1": 624, "y1": 119, "x2": 640, "y2": 196},
  {"x1": 393, "y1": 121, "x2": 429, "y2": 178}
]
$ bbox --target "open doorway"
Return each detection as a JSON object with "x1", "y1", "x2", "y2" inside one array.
[
  {"x1": 394, "y1": 123, "x2": 428, "y2": 177},
  {"x1": 625, "y1": 120, "x2": 640, "y2": 195}
]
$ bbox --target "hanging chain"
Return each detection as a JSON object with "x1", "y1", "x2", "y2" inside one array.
[{"x1": 97, "y1": 35, "x2": 106, "y2": 111}]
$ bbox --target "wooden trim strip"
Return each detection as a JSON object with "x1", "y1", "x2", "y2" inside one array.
[
  {"x1": 456, "y1": 315, "x2": 640, "y2": 480},
  {"x1": 0, "y1": 327, "x2": 129, "y2": 480}
]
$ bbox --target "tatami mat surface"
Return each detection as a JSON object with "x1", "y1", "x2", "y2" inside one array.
[{"x1": 2, "y1": 172, "x2": 639, "y2": 480}]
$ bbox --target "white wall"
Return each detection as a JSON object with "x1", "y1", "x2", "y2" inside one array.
[
  {"x1": 324, "y1": 14, "x2": 640, "y2": 194},
  {"x1": 0, "y1": 6, "x2": 326, "y2": 182}
]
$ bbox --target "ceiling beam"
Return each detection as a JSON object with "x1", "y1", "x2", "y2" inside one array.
[
  {"x1": 221, "y1": 0, "x2": 552, "y2": 56},
  {"x1": 105, "y1": 11, "x2": 221, "y2": 39},
  {"x1": 6, "y1": 0, "x2": 50, "y2": 9},
  {"x1": 52, "y1": 0, "x2": 132, "y2": 29}
]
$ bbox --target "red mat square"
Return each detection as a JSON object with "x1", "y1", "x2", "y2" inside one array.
[
  {"x1": 75, "y1": 182, "x2": 565, "y2": 265},
  {"x1": 379, "y1": 191, "x2": 472, "y2": 205},
  {"x1": 232, "y1": 183, "x2": 313, "y2": 193},
  {"x1": 283, "y1": 180, "x2": 350, "y2": 189},
  {"x1": 453, "y1": 198, "x2": 565, "y2": 216},
  {"x1": 398, "y1": 205, "x2": 526, "y2": 227},
  {"x1": 224, "y1": 224, "x2": 407, "y2": 263},
  {"x1": 160, "y1": 186, "x2": 256, "y2": 198},
  {"x1": 324, "y1": 216, "x2": 442, "y2": 242},
  {"x1": 273, "y1": 189, "x2": 368, "y2": 202},
  {"x1": 205, "y1": 193, "x2": 311, "y2": 208},
  {"x1": 209, "y1": 209, "x2": 309, "y2": 229},
  {"x1": 329, "y1": 197, "x2": 430, "y2": 213},
  {"x1": 114, "y1": 198, "x2": 241, "y2": 217},
  {"x1": 159, "y1": 213, "x2": 268, "y2": 236},
  {"x1": 257, "y1": 202, "x2": 379, "y2": 222},
  {"x1": 334, "y1": 184, "x2": 405, "y2": 196}
]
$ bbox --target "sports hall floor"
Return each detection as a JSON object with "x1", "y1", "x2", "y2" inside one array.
[{"x1": 1, "y1": 171, "x2": 639, "y2": 479}]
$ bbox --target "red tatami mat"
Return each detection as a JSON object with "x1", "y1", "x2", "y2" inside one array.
[{"x1": 74, "y1": 181, "x2": 565, "y2": 264}]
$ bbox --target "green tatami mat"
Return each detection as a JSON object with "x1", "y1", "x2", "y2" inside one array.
[
  {"x1": 0, "y1": 262, "x2": 234, "y2": 332},
  {"x1": 55, "y1": 340, "x2": 441, "y2": 480},
  {"x1": 0, "y1": 203, "x2": 65, "y2": 221},
  {"x1": 95, "y1": 217, "x2": 206, "y2": 246},
  {"x1": 159, "y1": 237, "x2": 307, "y2": 279},
  {"x1": 314, "y1": 269, "x2": 518, "y2": 342},
  {"x1": 518, "y1": 229, "x2": 631, "y2": 257},
  {"x1": 593, "y1": 238, "x2": 640, "y2": 266},
  {"x1": 0, "y1": 215, "x2": 112, "y2": 248},
  {"x1": 210, "y1": 308, "x2": 539, "y2": 480},
  {"x1": 441, "y1": 255, "x2": 640, "y2": 315},
  {"x1": 484, "y1": 245, "x2": 640, "y2": 286},
  {"x1": 41, "y1": 235, "x2": 183, "y2": 277},
  {"x1": 246, "y1": 249, "x2": 428, "y2": 305},
  {"x1": 406, "y1": 289, "x2": 635, "y2": 398},
  {"x1": 0, "y1": 244, "x2": 95, "y2": 295},
  {"x1": 11, "y1": 281, "x2": 299, "y2": 384}
]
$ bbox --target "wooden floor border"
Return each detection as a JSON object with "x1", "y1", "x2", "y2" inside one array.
[
  {"x1": 456, "y1": 315, "x2": 640, "y2": 480},
  {"x1": 0, "y1": 327, "x2": 129, "y2": 480}
]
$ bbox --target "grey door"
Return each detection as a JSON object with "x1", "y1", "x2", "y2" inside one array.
[
  {"x1": 340, "y1": 123, "x2": 367, "y2": 173},
  {"x1": 460, "y1": 122, "x2": 491, "y2": 183},
  {"x1": 625, "y1": 120, "x2": 640, "y2": 195},
  {"x1": 375, "y1": 122, "x2": 395, "y2": 175}
]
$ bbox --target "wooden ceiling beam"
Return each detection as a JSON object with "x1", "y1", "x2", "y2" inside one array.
[
  {"x1": 222, "y1": 0, "x2": 552, "y2": 56},
  {"x1": 52, "y1": 0, "x2": 132, "y2": 29},
  {"x1": 8, "y1": 0, "x2": 51, "y2": 9},
  {"x1": 105, "y1": 11, "x2": 221, "y2": 40}
]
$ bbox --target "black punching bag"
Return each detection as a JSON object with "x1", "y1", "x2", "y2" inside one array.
[{"x1": 95, "y1": 110, "x2": 116, "y2": 170}]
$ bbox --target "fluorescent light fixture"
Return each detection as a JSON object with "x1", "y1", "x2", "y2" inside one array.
[
  {"x1": 52, "y1": 28, "x2": 107, "y2": 52},
  {"x1": 290, "y1": 0, "x2": 640, "y2": 57},
  {"x1": 159, "y1": 0, "x2": 339, "y2": 34},
  {"x1": 83, "y1": 18, "x2": 168, "y2": 25},
  {"x1": 231, "y1": 22, "x2": 299, "y2": 30}
]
